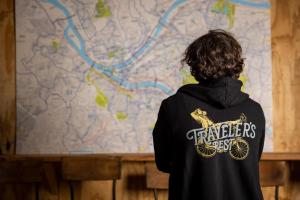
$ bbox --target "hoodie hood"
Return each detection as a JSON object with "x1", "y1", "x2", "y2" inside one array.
[{"x1": 177, "y1": 76, "x2": 249, "y2": 108}]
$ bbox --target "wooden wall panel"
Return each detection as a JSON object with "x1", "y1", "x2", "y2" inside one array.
[
  {"x1": 272, "y1": 0, "x2": 300, "y2": 153},
  {"x1": 0, "y1": 0, "x2": 15, "y2": 155},
  {"x1": 0, "y1": 0, "x2": 16, "y2": 198},
  {"x1": 80, "y1": 162, "x2": 158, "y2": 200},
  {"x1": 1, "y1": 0, "x2": 300, "y2": 199},
  {"x1": 267, "y1": 0, "x2": 300, "y2": 199}
]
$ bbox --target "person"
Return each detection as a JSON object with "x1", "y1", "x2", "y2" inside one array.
[{"x1": 152, "y1": 29, "x2": 265, "y2": 200}]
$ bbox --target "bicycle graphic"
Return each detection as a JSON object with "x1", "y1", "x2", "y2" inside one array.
[{"x1": 190, "y1": 108, "x2": 249, "y2": 160}]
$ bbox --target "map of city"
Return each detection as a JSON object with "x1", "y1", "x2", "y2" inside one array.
[{"x1": 16, "y1": 0, "x2": 272, "y2": 153}]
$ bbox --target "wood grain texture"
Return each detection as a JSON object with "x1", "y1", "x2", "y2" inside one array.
[
  {"x1": 62, "y1": 156, "x2": 121, "y2": 181},
  {"x1": 268, "y1": 0, "x2": 300, "y2": 199},
  {"x1": 0, "y1": 160, "x2": 44, "y2": 183},
  {"x1": 0, "y1": 0, "x2": 15, "y2": 155},
  {"x1": 145, "y1": 162, "x2": 169, "y2": 189},
  {"x1": 68, "y1": 162, "x2": 167, "y2": 200},
  {"x1": 2, "y1": 152, "x2": 299, "y2": 162},
  {"x1": 272, "y1": 0, "x2": 300, "y2": 152},
  {"x1": 43, "y1": 163, "x2": 59, "y2": 194}
]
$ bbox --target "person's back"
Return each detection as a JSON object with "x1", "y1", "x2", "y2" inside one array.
[{"x1": 152, "y1": 29, "x2": 265, "y2": 200}]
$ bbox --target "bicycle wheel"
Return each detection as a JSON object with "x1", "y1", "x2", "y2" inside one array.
[
  {"x1": 229, "y1": 138, "x2": 249, "y2": 160},
  {"x1": 196, "y1": 143, "x2": 217, "y2": 158}
]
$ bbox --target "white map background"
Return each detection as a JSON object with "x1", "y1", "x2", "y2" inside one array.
[{"x1": 16, "y1": 0, "x2": 272, "y2": 153}]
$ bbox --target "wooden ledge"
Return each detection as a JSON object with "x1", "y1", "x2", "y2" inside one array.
[
  {"x1": 0, "y1": 152, "x2": 300, "y2": 162},
  {"x1": 261, "y1": 152, "x2": 300, "y2": 161}
]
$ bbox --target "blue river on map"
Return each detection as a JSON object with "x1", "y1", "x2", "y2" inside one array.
[{"x1": 43, "y1": 0, "x2": 270, "y2": 95}]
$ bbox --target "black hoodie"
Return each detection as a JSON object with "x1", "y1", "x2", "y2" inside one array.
[{"x1": 152, "y1": 76, "x2": 265, "y2": 200}]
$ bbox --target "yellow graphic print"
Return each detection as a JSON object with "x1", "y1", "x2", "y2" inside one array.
[{"x1": 187, "y1": 108, "x2": 256, "y2": 160}]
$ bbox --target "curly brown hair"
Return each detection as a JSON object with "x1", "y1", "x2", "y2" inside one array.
[{"x1": 181, "y1": 29, "x2": 245, "y2": 82}]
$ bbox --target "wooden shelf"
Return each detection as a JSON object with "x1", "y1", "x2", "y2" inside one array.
[
  {"x1": 1, "y1": 152, "x2": 300, "y2": 162},
  {"x1": 261, "y1": 152, "x2": 300, "y2": 161}
]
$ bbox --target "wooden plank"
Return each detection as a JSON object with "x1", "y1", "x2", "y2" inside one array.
[
  {"x1": 145, "y1": 162, "x2": 169, "y2": 189},
  {"x1": 0, "y1": 153, "x2": 153, "y2": 162},
  {"x1": 13, "y1": 183, "x2": 36, "y2": 200},
  {"x1": 1, "y1": 152, "x2": 300, "y2": 162},
  {"x1": 78, "y1": 161, "x2": 158, "y2": 200},
  {"x1": 271, "y1": 0, "x2": 300, "y2": 152},
  {"x1": 261, "y1": 153, "x2": 300, "y2": 161},
  {"x1": 80, "y1": 181, "x2": 113, "y2": 200},
  {"x1": 69, "y1": 181, "x2": 82, "y2": 200},
  {"x1": 0, "y1": 0, "x2": 15, "y2": 155},
  {"x1": 121, "y1": 153, "x2": 155, "y2": 161},
  {"x1": 59, "y1": 181, "x2": 71, "y2": 200},
  {"x1": 43, "y1": 163, "x2": 59, "y2": 194},
  {"x1": 0, "y1": 160, "x2": 44, "y2": 183},
  {"x1": 259, "y1": 161, "x2": 287, "y2": 187},
  {"x1": 62, "y1": 156, "x2": 121, "y2": 181},
  {"x1": 117, "y1": 161, "x2": 156, "y2": 200},
  {"x1": 38, "y1": 182, "x2": 59, "y2": 200},
  {"x1": 0, "y1": 155, "x2": 62, "y2": 162},
  {"x1": 271, "y1": 0, "x2": 300, "y2": 199}
]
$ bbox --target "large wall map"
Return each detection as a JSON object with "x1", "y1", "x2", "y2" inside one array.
[{"x1": 16, "y1": 0, "x2": 272, "y2": 153}]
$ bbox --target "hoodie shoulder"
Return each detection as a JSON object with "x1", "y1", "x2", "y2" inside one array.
[
  {"x1": 247, "y1": 98, "x2": 266, "y2": 118},
  {"x1": 159, "y1": 91, "x2": 189, "y2": 115},
  {"x1": 247, "y1": 97, "x2": 263, "y2": 109},
  {"x1": 161, "y1": 92, "x2": 182, "y2": 105}
]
